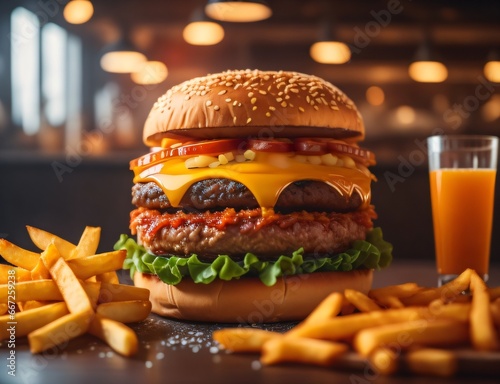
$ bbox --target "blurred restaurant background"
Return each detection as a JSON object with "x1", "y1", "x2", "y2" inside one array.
[{"x1": 0, "y1": 0, "x2": 499, "y2": 264}]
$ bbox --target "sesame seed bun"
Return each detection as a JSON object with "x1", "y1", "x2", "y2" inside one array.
[{"x1": 143, "y1": 69, "x2": 364, "y2": 147}]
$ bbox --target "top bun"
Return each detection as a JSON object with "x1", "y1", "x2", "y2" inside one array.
[{"x1": 144, "y1": 69, "x2": 364, "y2": 147}]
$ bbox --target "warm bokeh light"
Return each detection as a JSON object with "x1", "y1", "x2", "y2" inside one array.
[
  {"x1": 63, "y1": 0, "x2": 94, "y2": 25},
  {"x1": 408, "y1": 61, "x2": 448, "y2": 83},
  {"x1": 484, "y1": 61, "x2": 500, "y2": 83},
  {"x1": 481, "y1": 94, "x2": 500, "y2": 122},
  {"x1": 100, "y1": 51, "x2": 147, "y2": 73},
  {"x1": 396, "y1": 105, "x2": 416, "y2": 125},
  {"x1": 131, "y1": 61, "x2": 168, "y2": 85},
  {"x1": 310, "y1": 41, "x2": 351, "y2": 64},
  {"x1": 183, "y1": 21, "x2": 224, "y2": 45},
  {"x1": 365, "y1": 86, "x2": 385, "y2": 106},
  {"x1": 205, "y1": 1, "x2": 272, "y2": 22}
]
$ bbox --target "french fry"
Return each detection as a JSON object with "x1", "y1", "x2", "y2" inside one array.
[
  {"x1": 84, "y1": 281, "x2": 102, "y2": 309},
  {"x1": 28, "y1": 310, "x2": 93, "y2": 354},
  {"x1": 377, "y1": 296, "x2": 405, "y2": 309},
  {"x1": 213, "y1": 328, "x2": 281, "y2": 352},
  {"x1": 96, "y1": 300, "x2": 152, "y2": 323},
  {"x1": 402, "y1": 269, "x2": 472, "y2": 306},
  {"x1": 430, "y1": 302, "x2": 471, "y2": 322},
  {"x1": 30, "y1": 258, "x2": 51, "y2": 280},
  {"x1": 96, "y1": 271, "x2": 120, "y2": 284},
  {"x1": 404, "y1": 348, "x2": 458, "y2": 378},
  {"x1": 0, "y1": 280, "x2": 62, "y2": 302},
  {"x1": 41, "y1": 244, "x2": 94, "y2": 314},
  {"x1": 291, "y1": 306, "x2": 429, "y2": 339},
  {"x1": 354, "y1": 319, "x2": 469, "y2": 357},
  {"x1": 0, "y1": 302, "x2": 68, "y2": 340},
  {"x1": 469, "y1": 271, "x2": 499, "y2": 351},
  {"x1": 98, "y1": 282, "x2": 150, "y2": 303},
  {"x1": 67, "y1": 250, "x2": 126, "y2": 280},
  {"x1": 287, "y1": 292, "x2": 344, "y2": 338},
  {"x1": 88, "y1": 314, "x2": 138, "y2": 357},
  {"x1": 0, "y1": 264, "x2": 32, "y2": 283},
  {"x1": 368, "y1": 347, "x2": 398, "y2": 375},
  {"x1": 369, "y1": 283, "x2": 421, "y2": 301},
  {"x1": 70, "y1": 226, "x2": 101, "y2": 259},
  {"x1": 26, "y1": 226, "x2": 76, "y2": 258},
  {"x1": 261, "y1": 337, "x2": 348, "y2": 367},
  {"x1": 344, "y1": 289, "x2": 381, "y2": 312},
  {"x1": 2, "y1": 225, "x2": 150, "y2": 358},
  {"x1": 18, "y1": 300, "x2": 50, "y2": 311},
  {"x1": 0, "y1": 238, "x2": 40, "y2": 270}
]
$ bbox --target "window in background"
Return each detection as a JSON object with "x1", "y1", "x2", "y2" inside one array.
[
  {"x1": 66, "y1": 34, "x2": 83, "y2": 149},
  {"x1": 11, "y1": 7, "x2": 40, "y2": 135},
  {"x1": 42, "y1": 23, "x2": 67, "y2": 127}
]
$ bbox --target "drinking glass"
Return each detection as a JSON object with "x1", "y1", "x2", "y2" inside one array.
[{"x1": 427, "y1": 135, "x2": 498, "y2": 286}]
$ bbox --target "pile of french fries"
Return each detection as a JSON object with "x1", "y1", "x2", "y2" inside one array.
[
  {"x1": 213, "y1": 269, "x2": 500, "y2": 377},
  {"x1": 0, "y1": 226, "x2": 151, "y2": 356}
]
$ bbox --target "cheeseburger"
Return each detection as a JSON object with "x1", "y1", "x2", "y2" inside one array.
[{"x1": 116, "y1": 69, "x2": 392, "y2": 323}]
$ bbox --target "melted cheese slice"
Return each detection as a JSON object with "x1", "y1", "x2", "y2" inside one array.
[{"x1": 132, "y1": 152, "x2": 372, "y2": 210}]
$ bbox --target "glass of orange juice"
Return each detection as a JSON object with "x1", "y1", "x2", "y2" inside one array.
[{"x1": 427, "y1": 135, "x2": 498, "y2": 286}]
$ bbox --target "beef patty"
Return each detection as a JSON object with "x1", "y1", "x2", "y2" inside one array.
[{"x1": 132, "y1": 179, "x2": 363, "y2": 213}]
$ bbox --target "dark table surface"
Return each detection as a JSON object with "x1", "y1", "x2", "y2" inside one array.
[{"x1": 2, "y1": 260, "x2": 500, "y2": 384}]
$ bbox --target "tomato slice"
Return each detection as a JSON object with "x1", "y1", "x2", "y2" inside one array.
[
  {"x1": 172, "y1": 139, "x2": 245, "y2": 157},
  {"x1": 294, "y1": 138, "x2": 328, "y2": 155},
  {"x1": 327, "y1": 140, "x2": 376, "y2": 165},
  {"x1": 247, "y1": 139, "x2": 293, "y2": 152}
]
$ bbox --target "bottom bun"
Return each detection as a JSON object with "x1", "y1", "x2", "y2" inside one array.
[{"x1": 134, "y1": 270, "x2": 373, "y2": 323}]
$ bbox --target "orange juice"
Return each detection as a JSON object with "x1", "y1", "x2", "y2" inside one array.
[{"x1": 430, "y1": 169, "x2": 496, "y2": 276}]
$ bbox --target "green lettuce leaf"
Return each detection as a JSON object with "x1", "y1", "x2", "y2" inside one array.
[{"x1": 114, "y1": 227, "x2": 393, "y2": 287}]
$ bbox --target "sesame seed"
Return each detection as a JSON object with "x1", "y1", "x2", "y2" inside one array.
[
  {"x1": 276, "y1": 97, "x2": 283, "y2": 102},
  {"x1": 184, "y1": 95, "x2": 190, "y2": 100},
  {"x1": 314, "y1": 105, "x2": 319, "y2": 111},
  {"x1": 290, "y1": 88, "x2": 299, "y2": 93},
  {"x1": 226, "y1": 82, "x2": 233, "y2": 87},
  {"x1": 233, "y1": 116, "x2": 237, "y2": 123},
  {"x1": 206, "y1": 100, "x2": 212, "y2": 107},
  {"x1": 281, "y1": 101, "x2": 287, "y2": 107},
  {"x1": 251, "y1": 97, "x2": 257, "y2": 104},
  {"x1": 269, "y1": 106, "x2": 276, "y2": 111},
  {"x1": 266, "y1": 112, "x2": 271, "y2": 117},
  {"x1": 233, "y1": 101, "x2": 238, "y2": 106},
  {"x1": 234, "y1": 84, "x2": 242, "y2": 90},
  {"x1": 225, "y1": 98, "x2": 231, "y2": 102},
  {"x1": 252, "y1": 106, "x2": 257, "y2": 111},
  {"x1": 306, "y1": 96, "x2": 310, "y2": 103},
  {"x1": 214, "y1": 105, "x2": 220, "y2": 111},
  {"x1": 258, "y1": 90, "x2": 267, "y2": 95},
  {"x1": 263, "y1": 75, "x2": 270, "y2": 81},
  {"x1": 218, "y1": 90, "x2": 227, "y2": 95},
  {"x1": 248, "y1": 92, "x2": 254, "y2": 98},
  {"x1": 238, "y1": 103, "x2": 242, "y2": 107},
  {"x1": 246, "y1": 117, "x2": 252, "y2": 124},
  {"x1": 299, "y1": 107, "x2": 305, "y2": 112}
]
